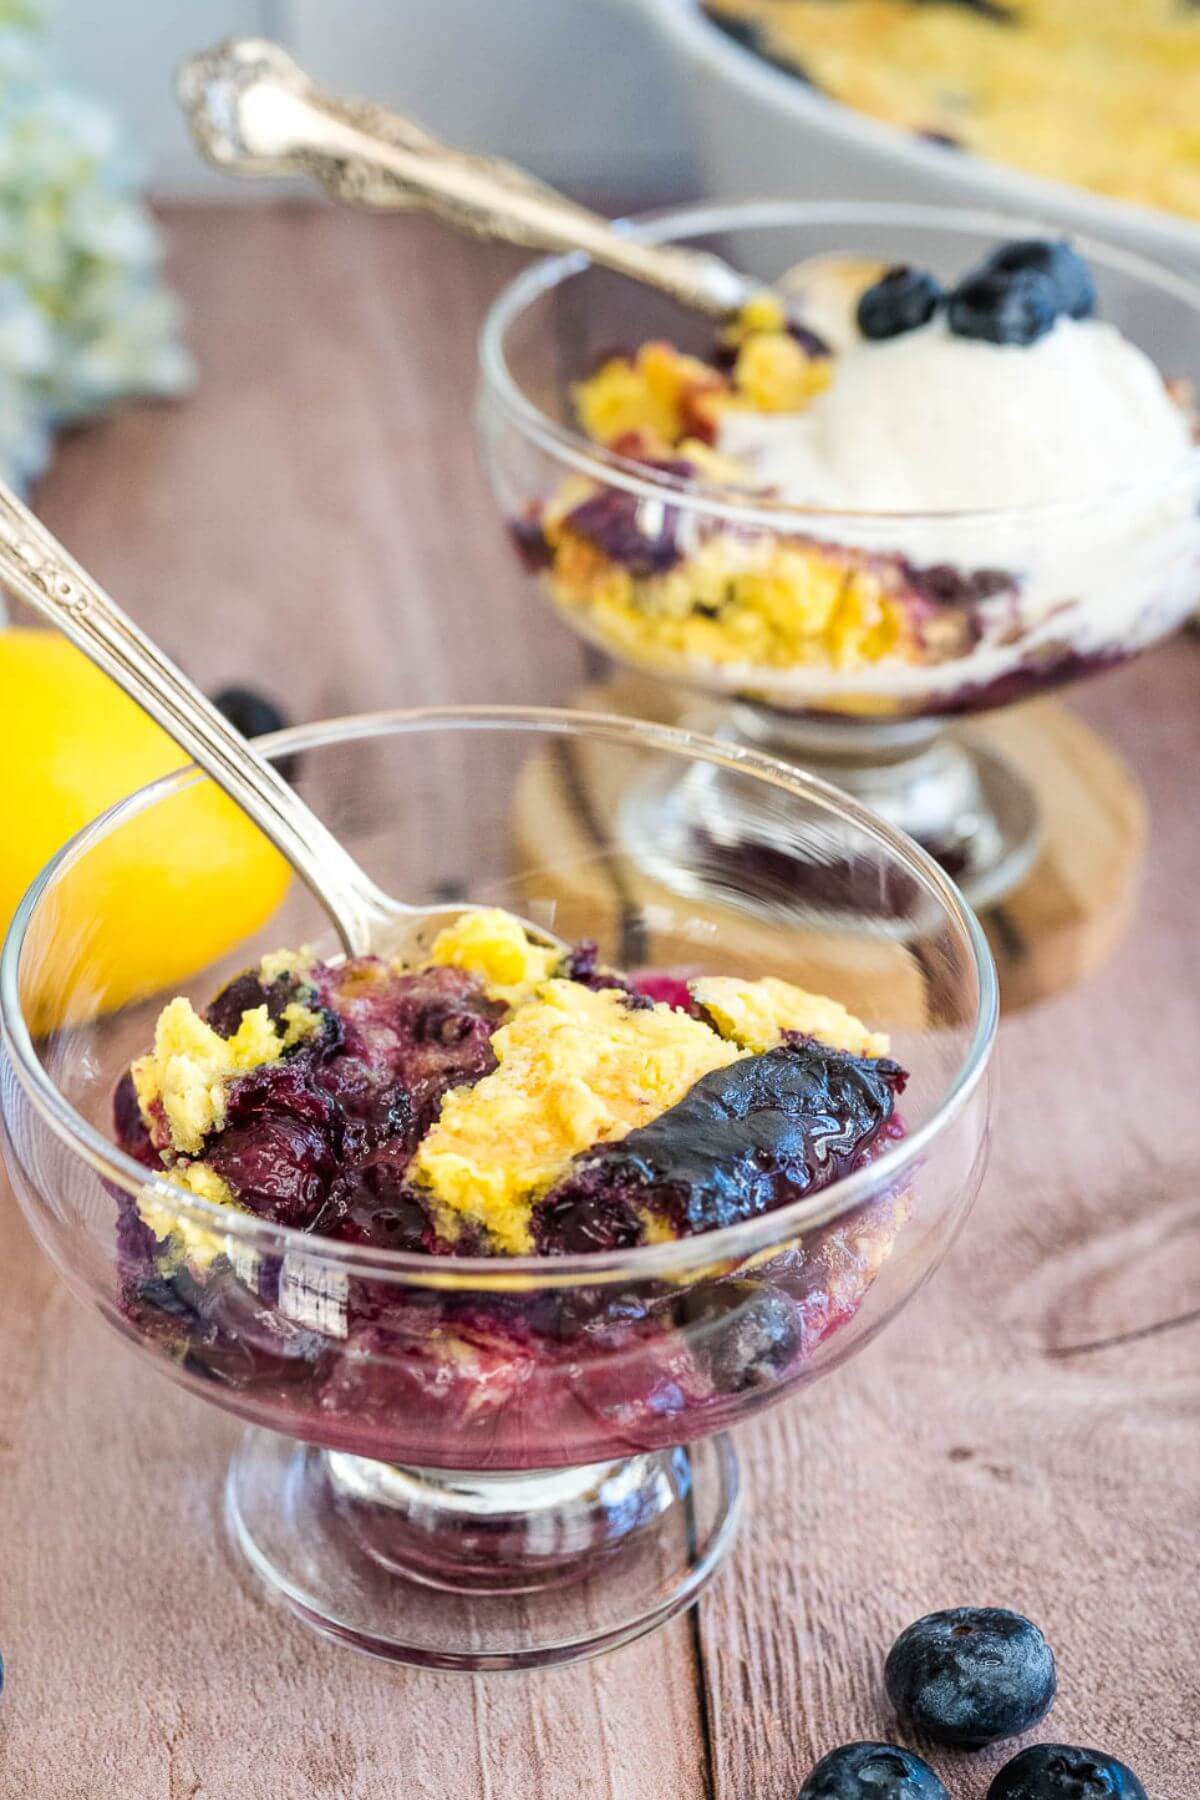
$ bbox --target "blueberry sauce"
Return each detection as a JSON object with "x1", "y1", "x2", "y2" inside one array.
[{"x1": 111, "y1": 945, "x2": 910, "y2": 1464}]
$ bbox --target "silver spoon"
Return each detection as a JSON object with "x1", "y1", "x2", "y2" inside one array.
[
  {"x1": 0, "y1": 485, "x2": 563, "y2": 963},
  {"x1": 177, "y1": 37, "x2": 814, "y2": 325}
]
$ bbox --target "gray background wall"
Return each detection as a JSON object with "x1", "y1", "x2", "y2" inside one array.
[{"x1": 48, "y1": 0, "x2": 698, "y2": 198}]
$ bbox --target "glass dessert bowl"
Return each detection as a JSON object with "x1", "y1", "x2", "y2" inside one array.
[
  {"x1": 0, "y1": 708, "x2": 995, "y2": 1670},
  {"x1": 477, "y1": 200, "x2": 1200, "y2": 910}
]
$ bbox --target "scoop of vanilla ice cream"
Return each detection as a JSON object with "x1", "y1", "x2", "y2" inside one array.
[{"x1": 717, "y1": 316, "x2": 1192, "y2": 512}]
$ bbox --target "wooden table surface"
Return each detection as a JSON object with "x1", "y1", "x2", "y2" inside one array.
[{"x1": 2, "y1": 205, "x2": 1198, "y2": 1800}]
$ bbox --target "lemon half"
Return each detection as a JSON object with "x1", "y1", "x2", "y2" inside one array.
[{"x1": 3, "y1": 630, "x2": 290, "y2": 1031}]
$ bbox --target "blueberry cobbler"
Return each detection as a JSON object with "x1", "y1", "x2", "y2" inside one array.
[
  {"x1": 513, "y1": 240, "x2": 1198, "y2": 717},
  {"x1": 112, "y1": 909, "x2": 908, "y2": 1462},
  {"x1": 703, "y1": 0, "x2": 1200, "y2": 221}
]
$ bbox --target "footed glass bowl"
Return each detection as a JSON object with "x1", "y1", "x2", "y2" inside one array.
[
  {"x1": 477, "y1": 201, "x2": 1200, "y2": 908},
  {"x1": 0, "y1": 709, "x2": 995, "y2": 1669}
]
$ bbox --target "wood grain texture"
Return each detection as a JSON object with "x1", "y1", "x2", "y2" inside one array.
[
  {"x1": 974, "y1": 701, "x2": 1146, "y2": 1010},
  {"x1": 2, "y1": 204, "x2": 1198, "y2": 1798}
]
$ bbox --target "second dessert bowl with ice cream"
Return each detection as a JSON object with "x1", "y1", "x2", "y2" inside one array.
[{"x1": 479, "y1": 200, "x2": 1200, "y2": 908}]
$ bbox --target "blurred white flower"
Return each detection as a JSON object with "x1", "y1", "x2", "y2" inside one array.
[
  {"x1": 0, "y1": 276, "x2": 52, "y2": 375},
  {"x1": 64, "y1": 188, "x2": 161, "y2": 265},
  {"x1": 0, "y1": 364, "x2": 51, "y2": 488},
  {"x1": 0, "y1": 5, "x2": 192, "y2": 489}
]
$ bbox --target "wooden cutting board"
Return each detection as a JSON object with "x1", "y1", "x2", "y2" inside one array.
[{"x1": 515, "y1": 674, "x2": 1146, "y2": 1013}]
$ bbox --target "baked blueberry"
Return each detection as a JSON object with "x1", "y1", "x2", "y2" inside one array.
[
  {"x1": 931, "y1": 0, "x2": 1013, "y2": 16},
  {"x1": 559, "y1": 938, "x2": 634, "y2": 996},
  {"x1": 683, "y1": 1280, "x2": 799, "y2": 1392},
  {"x1": 947, "y1": 268, "x2": 1059, "y2": 346},
  {"x1": 113, "y1": 1069, "x2": 156, "y2": 1167},
  {"x1": 797, "y1": 1741, "x2": 948, "y2": 1798},
  {"x1": 534, "y1": 1037, "x2": 904, "y2": 1251},
  {"x1": 857, "y1": 266, "x2": 943, "y2": 340},
  {"x1": 987, "y1": 1744, "x2": 1147, "y2": 1798},
  {"x1": 885, "y1": 1607, "x2": 1057, "y2": 1747},
  {"x1": 715, "y1": 315, "x2": 832, "y2": 369},
  {"x1": 205, "y1": 968, "x2": 299, "y2": 1039},
  {"x1": 509, "y1": 511, "x2": 553, "y2": 572},
  {"x1": 785, "y1": 318, "x2": 833, "y2": 360},
  {"x1": 981, "y1": 241, "x2": 1096, "y2": 321},
  {"x1": 900, "y1": 561, "x2": 1013, "y2": 609},
  {"x1": 564, "y1": 472, "x2": 692, "y2": 577}
]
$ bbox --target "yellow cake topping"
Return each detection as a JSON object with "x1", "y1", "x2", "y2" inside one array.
[
  {"x1": 137, "y1": 1161, "x2": 247, "y2": 1272},
  {"x1": 573, "y1": 325, "x2": 833, "y2": 452},
  {"x1": 427, "y1": 908, "x2": 560, "y2": 1008},
  {"x1": 549, "y1": 532, "x2": 913, "y2": 675},
  {"x1": 727, "y1": 291, "x2": 790, "y2": 340},
  {"x1": 411, "y1": 980, "x2": 743, "y2": 1253},
  {"x1": 259, "y1": 946, "x2": 316, "y2": 985},
  {"x1": 131, "y1": 992, "x2": 322, "y2": 1156},
  {"x1": 703, "y1": 0, "x2": 1200, "y2": 222},
  {"x1": 727, "y1": 331, "x2": 834, "y2": 414},
  {"x1": 691, "y1": 975, "x2": 889, "y2": 1059},
  {"x1": 573, "y1": 341, "x2": 726, "y2": 449}
]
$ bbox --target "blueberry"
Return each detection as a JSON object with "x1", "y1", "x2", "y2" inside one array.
[
  {"x1": 564, "y1": 483, "x2": 684, "y2": 578},
  {"x1": 205, "y1": 969, "x2": 299, "y2": 1039},
  {"x1": 559, "y1": 938, "x2": 633, "y2": 995},
  {"x1": 857, "y1": 266, "x2": 943, "y2": 340},
  {"x1": 509, "y1": 511, "x2": 552, "y2": 571},
  {"x1": 929, "y1": 0, "x2": 1014, "y2": 17},
  {"x1": 981, "y1": 241, "x2": 1097, "y2": 321},
  {"x1": 535, "y1": 1038, "x2": 905, "y2": 1252},
  {"x1": 113, "y1": 1068, "x2": 155, "y2": 1167},
  {"x1": 797, "y1": 1741, "x2": 948, "y2": 1798},
  {"x1": 786, "y1": 318, "x2": 833, "y2": 360},
  {"x1": 900, "y1": 561, "x2": 1013, "y2": 609},
  {"x1": 885, "y1": 1607, "x2": 1057, "y2": 1747},
  {"x1": 212, "y1": 685, "x2": 298, "y2": 780},
  {"x1": 211, "y1": 684, "x2": 287, "y2": 740},
  {"x1": 683, "y1": 1280, "x2": 799, "y2": 1393},
  {"x1": 987, "y1": 1744, "x2": 1148, "y2": 1799},
  {"x1": 947, "y1": 268, "x2": 1059, "y2": 346}
]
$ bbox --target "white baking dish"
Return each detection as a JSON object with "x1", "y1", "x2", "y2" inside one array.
[{"x1": 621, "y1": 0, "x2": 1200, "y2": 271}]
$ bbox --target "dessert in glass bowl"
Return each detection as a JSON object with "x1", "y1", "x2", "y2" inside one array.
[
  {"x1": 478, "y1": 201, "x2": 1200, "y2": 905},
  {"x1": 0, "y1": 708, "x2": 995, "y2": 1668},
  {"x1": 702, "y1": 0, "x2": 1200, "y2": 222}
]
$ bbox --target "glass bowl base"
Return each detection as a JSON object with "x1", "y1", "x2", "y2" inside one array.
[
  {"x1": 225, "y1": 1428, "x2": 741, "y2": 1671},
  {"x1": 620, "y1": 708, "x2": 1040, "y2": 927}
]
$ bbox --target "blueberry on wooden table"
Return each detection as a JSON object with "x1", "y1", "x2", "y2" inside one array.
[
  {"x1": 796, "y1": 1741, "x2": 948, "y2": 1798},
  {"x1": 987, "y1": 1743, "x2": 1148, "y2": 1798},
  {"x1": 980, "y1": 241, "x2": 1097, "y2": 321},
  {"x1": 210, "y1": 684, "x2": 288, "y2": 740},
  {"x1": 884, "y1": 1607, "x2": 1057, "y2": 1747},
  {"x1": 857, "y1": 266, "x2": 943, "y2": 340},
  {"x1": 211, "y1": 684, "x2": 298, "y2": 779}
]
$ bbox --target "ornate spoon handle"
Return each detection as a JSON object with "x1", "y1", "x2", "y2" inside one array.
[
  {"x1": 0, "y1": 485, "x2": 391, "y2": 953},
  {"x1": 178, "y1": 37, "x2": 753, "y2": 321}
]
